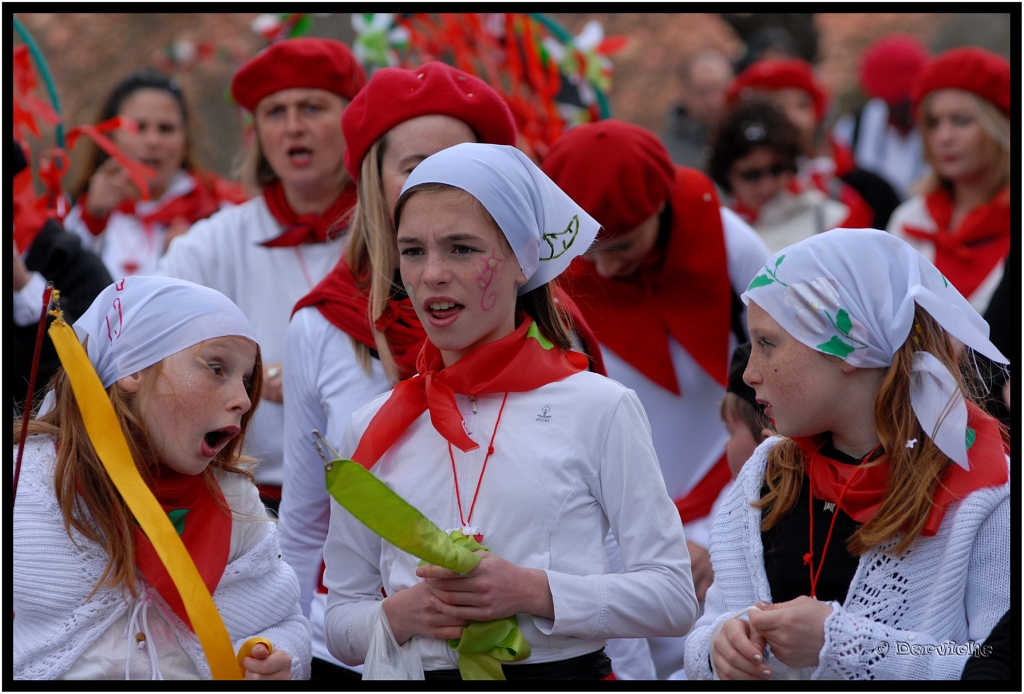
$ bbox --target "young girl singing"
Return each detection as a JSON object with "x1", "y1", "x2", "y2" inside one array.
[
  {"x1": 14, "y1": 276, "x2": 310, "y2": 679},
  {"x1": 684, "y1": 228, "x2": 1009, "y2": 680},
  {"x1": 322, "y1": 142, "x2": 697, "y2": 679}
]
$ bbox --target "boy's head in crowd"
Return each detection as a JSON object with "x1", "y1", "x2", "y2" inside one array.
[{"x1": 720, "y1": 341, "x2": 773, "y2": 478}]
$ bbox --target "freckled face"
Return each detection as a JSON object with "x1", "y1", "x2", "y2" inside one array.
[
  {"x1": 397, "y1": 189, "x2": 527, "y2": 366},
  {"x1": 126, "y1": 336, "x2": 258, "y2": 476},
  {"x1": 744, "y1": 301, "x2": 847, "y2": 439}
]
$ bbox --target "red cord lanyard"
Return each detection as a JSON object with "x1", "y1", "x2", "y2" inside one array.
[
  {"x1": 804, "y1": 445, "x2": 879, "y2": 598},
  {"x1": 448, "y1": 392, "x2": 508, "y2": 539}
]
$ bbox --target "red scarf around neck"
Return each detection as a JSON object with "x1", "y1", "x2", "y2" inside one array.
[
  {"x1": 901, "y1": 186, "x2": 1010, "y2": 300},
  {"x1": 133, "y1": 466, "x2": 232, "y2": 630},
  {"x1": 261, "y1": 180, "x2": 357, "y2": 247},
  {"x1": 794, "y1": 402, "x2": 1008, "y2": 537},
  {"x1": 293, "y1": 258, "x2": 425, "y2": 381},
  {"x1": 351, "y1": 317, "x2": 588, "y2": 469},
  {"x1": 562, "y1": 166, "x2": 731, "y2": 394}
]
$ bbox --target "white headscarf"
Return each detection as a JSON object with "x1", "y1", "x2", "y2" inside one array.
[
  {"x1": 741, "y1": 228, "x2": 1008, "y2": 469},
  {"x1": 399, "y1": 142, "x2": 601, "y2": 294},
  {"x1": 73, "y1": 276, "x2": 258, "y2": 388}
]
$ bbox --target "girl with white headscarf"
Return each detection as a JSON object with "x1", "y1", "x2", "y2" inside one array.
[
  {"x1": 13, "y1": 276, "x2": 310, "y2": 680},
  {"x1": 684, "y1": 228, "x2": 1009, "y2": 680},
  {"x1": 322, "y1": 143, "x2": 697, "y2": 680}
]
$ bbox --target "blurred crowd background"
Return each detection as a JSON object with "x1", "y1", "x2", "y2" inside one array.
[{"x1": 15, "y1": 12, "x2": 1010, "y2": 183}]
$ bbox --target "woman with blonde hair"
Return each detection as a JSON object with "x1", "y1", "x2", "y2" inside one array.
[
  {"x1": 156, "y1": 38, "x2": 366, "y2": 508},
  {"x1": 887, "y1": 47, "x2": 1010, "y2": 314},
  {"x1": 684, "y1": 228, "x2": 1009, "y2": 680}
]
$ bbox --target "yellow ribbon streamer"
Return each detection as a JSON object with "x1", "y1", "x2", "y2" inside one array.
[{"x1": 48, "y1": 317, "x2": 243, "y2": 680}]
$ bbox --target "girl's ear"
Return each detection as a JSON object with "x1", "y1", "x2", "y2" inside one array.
[
  {"x1": 117, "y1": 372, "x2": 143, "y2": 393},
  {"x1": 515, "y1": 264, "x2": 528, "y2": 288}
]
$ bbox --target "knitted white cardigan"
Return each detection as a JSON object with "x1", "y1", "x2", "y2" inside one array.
[
  {"x1": 13, "y1": 436, "x2": 312, "y2": 680},
  {"x1": 685, "y1": 436, "x2": 1010, "y2": 680}
]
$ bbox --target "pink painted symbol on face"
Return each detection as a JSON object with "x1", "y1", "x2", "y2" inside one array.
[{"x1": 476, "y1": 251, "x2": 502, "y2": 311}]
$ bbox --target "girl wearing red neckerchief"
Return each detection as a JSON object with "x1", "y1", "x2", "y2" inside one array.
[
  {"x1": 685, "y1": 229, "x2": 1009, "y2": 680},
  {"x1": 13, "y1": 276, "x2": 309, "y2": 679},
  {"x1": 155, "y1": 38, "x2": 366, "y2": 508},
  {"x1": 322, "y1": 143, "x2": 697, "y2": 680},
  {"x1": 887, "y1": 47, "x2": 1010, "y2": 316},
  {"x1": 65, "y1": 70, "x2": 246, "y2": 280},
  {"x1": 281, "y1": 61, "x2": 519, "y2": 681}
]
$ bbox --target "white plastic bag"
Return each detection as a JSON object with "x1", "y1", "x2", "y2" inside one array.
[{"x1": 362, "y1": 602, "x2": 425, "y2": 680}]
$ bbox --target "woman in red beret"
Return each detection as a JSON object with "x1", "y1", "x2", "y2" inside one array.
[
  {"x1": 156, "y1": 38, "x2": 367, "y2": 513},
  {"x1": 543, "y1": 118, "x2": 771, "y2": 678},
  {"x1": 887, "y1": 46, "x2": 1010, "y2": 314},
  {"x1": 65, "y1": 69, "x2": 246, "y2": 279},
  {"x1": 280, "y1": 61, "x2": 516, "y2": 681},
  {"x1": 726, "y1": 59, "x2": 879, "y2": 229}
]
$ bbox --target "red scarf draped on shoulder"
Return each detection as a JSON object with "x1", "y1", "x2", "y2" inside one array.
[
  {"x1": 133, "y1": 467, "x2": 232, "y2": 630},
  {"x1": 901, "y1": 186, "x2": 1010, "y2": 300},
  {"x1": 794, "y1": 402, "x2": 1008, "y2": 536},
  {"x1": 561, "y1": 166, "x2": 730, "y2": 394},
  {"x1": 293, "y1": 258, "x2": 425, "y2": 381},
  {"x1": 261, "y1": 180, "x2": 357, "y2": 247},
  {"x1": 351, "y1": 317, "x2": 588, "y2": 469}
]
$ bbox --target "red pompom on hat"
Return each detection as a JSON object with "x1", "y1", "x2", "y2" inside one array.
[
  {"x1": 342, "y1": 62, "x2": 517, "y2": 181},
  {"x1": 859, "y1": 33, "x2": 930, "y2": 105},
  {"x1": 541, "y1": 119, "x2": 675, "y2": 239},
  {"x1": 911, "y1": 46, "x2": 1010, "y2": 117},
  {"x1": 230, "y1": 38, "x2": 367, "y2": 112},
  {"x1": 726, "y1": 58, "x2": 828, "y2": 122}
]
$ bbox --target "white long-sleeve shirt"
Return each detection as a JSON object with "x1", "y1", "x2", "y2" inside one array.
[
  {"x1": 13, "y1": 435, "x2": 312, "y2": 680},
  {"x1": 155, "y1": 197, "x2": 346, "y2": 485},
  {"x1": 323, "y1": 370, "x2": 698, "y2": 671},
  {"x1": 684, "y1": 436, "x2": 1011, "y2": 680},
  {"x1": 280, "y1": 306, "x2": 389, "y2": 667}
]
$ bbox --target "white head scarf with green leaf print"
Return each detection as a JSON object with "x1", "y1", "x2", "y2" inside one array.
[{"x1": 742, "y1": 228, "x2": 1008, "y2": 470}]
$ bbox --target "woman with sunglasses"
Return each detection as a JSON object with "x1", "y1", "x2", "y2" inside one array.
[{"x1": 709, "y1": 99, "x2": 852, "y2": 253}]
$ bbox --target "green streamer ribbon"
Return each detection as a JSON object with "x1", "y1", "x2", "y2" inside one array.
[{"x1": 324, "y1": 459, "x2": 530, "y2": 679}]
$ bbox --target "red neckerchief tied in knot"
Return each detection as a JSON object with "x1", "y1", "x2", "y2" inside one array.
[
  {"x1": 351, "y1": 317, "x2": 588, "y2": 469},
  {"x1": 261, "y1": 180, "x2": 357, "y2": 247}
]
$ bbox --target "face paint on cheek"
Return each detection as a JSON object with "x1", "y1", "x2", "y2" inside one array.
[{"x1": 476, "y1": 252, "x2": 502, "y2": 311}]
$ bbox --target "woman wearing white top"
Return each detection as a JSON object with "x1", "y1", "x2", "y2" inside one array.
[{"x1": 322, "y1": 143, "x2": 696, "y2": 680}]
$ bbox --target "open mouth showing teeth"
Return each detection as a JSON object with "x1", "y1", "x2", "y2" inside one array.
[{"x1": 429, "y1": 301, "x2": 463, "y2": 318}]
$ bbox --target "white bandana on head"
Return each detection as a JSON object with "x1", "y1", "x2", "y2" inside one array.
[
  {"x1": 399, "y1": 142, "x2": 601, "y2": 294},
  {"x1": 73, "y1": 276, "x2": 258, "y2": 388},
  {"x1": 741, "y1": 228, "x2": 1008, "y2": 469}
]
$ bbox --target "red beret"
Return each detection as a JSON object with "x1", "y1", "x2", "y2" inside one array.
[
  {"x1": 541, "y1": 119, "x2": 675, "y2": 239},
  {"x1": 912, "y1": 47, "x2": 1010, "y2": 118},
  {"x1": 859, "y1": 34, "x2": 930, "y2": 105},
  {"x1": 726, "y1": 58, "x2": 829, "y2": 122},
  {"x1": 230, "y1": 38, "x2": 366, "y2": 112},
  {"x1": 341, "y1": 62, "x2": 517, "y2": 180}
]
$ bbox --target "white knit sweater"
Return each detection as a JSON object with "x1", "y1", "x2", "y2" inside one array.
[
  {"x1": 13, "y1": 436, "x2": 312, "y2": 680},
  {"x1": 685, "y1": 436, "x2": 1010, "y2": 680}
]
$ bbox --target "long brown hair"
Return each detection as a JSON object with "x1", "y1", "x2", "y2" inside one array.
[
  {"x1": 68, "y1": 69, "x2": 205, "y2": 201},
  {"x1": 756, "y1": 304, "x2": 1004, "y2": 555},
  {"x1": 14, "y1": 344, "x2": 263, "y2": 598},
  {"x1": 393, "y1": 182, "x2": 575, "y2": 352}
]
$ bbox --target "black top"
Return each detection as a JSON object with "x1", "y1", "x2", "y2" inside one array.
[
  {"x1": 961, "y1": 608, "x2": 1014, "y2": 680},
  {"x1": 761, "y1": 437, "x2": 866, "y2": 605},
  {"x1": 13, "y1": 219, "x2": 113, "y2": 410}
]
